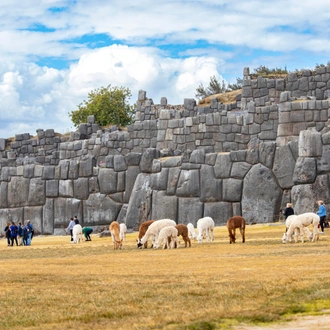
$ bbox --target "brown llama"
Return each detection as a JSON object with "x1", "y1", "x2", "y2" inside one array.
[
  {"x1": 109, "y1": 221, "x2": 123, "y2": 250},
  {"x1": 226, "y1": 216, "x2": 246, "y2": 244},
  {"x1": 136, "y1": 220, "x2": 155, "y2": 248},
  {"x1": 174, "y1": 224, "x2": 191, "y2": 247}
]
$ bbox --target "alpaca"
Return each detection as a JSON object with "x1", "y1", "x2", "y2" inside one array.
[
  {"x1": 136, "y1": 220, "x2": 155, "y2": 248},
  {"x1": 283, "y1": 215, "x2": 313, "y2": 242},
  {"x1": 174, "y1": 224, "x2": 191, "y2": 247},
  {"x1": 226, "y1": 216, "x2": 246, "y2": 244},
  {"x1": 72, "y1": 224, "x2": 83, "y2": 244},
  {"x1": 154, "y1": 226, "x2": 178, "y2": 249},
  {"x1": 119, "y1": 223, "x2": 127, "y2": 242},
  {"x1": 137, "y1": 219, "x2": 176, "y2": 248},
  {"x1": 282, "y1": 213, "x2": 320, "y2": 243},
  {"x1": 187, "y1": 223, "x2": 197, "y2": 240},
  {"x1": 110, "y1": 221, "x2": 123, "y2": 250},
  {"x1": 197, "y1": 217, "x2": 214, "y2": 243}
]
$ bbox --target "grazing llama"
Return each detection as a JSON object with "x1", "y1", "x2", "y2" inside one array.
[
  {"x1": 154, "y1": 226, "x2": 178, "y2": 249},
  {"x1": 72, "y1": 224, "x2": 83, "y2": 244},
  {"x1": 187, "y1": 223, "x2": 197, "y2": 240},
  {"x1": 283, "y1": 215, "x2": 313, "y2": 242},
  {"x1": 197, "y1": 217, "x2": 214, "y2": 243},
  {"x1": 136, "y1": 220, "x2": 155, "y2": 248},
  {"x1": 137, "y1": 219, "x2": 176, "y2": 248},
  {"x1": 119, "y1": 223, "x2": 127, "y2": 242},
  {"x1": 226, "y1": 216, "x2": 246, "y2": 244},
  {"x1": 110, "y1": 221, "x2": 123, "y2": 250},
  {"x1": 282, "y1": 213, "x2": 320, "y2": 243},
  {"x1": 174, "y1": 224, "x2": 191, "y2": 247}
]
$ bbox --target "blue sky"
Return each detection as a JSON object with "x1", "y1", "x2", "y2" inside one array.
[{"x1": 0, "y1": 0, "x2": 330, "y2": 138}]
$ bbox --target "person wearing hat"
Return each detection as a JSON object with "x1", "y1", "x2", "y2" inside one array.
[
  {"x1": 317, "y1": 200, "x2": 327, "y2": 234},
  {"x1": 284, "y1": 203, "x2": 294, "y2": 220}
]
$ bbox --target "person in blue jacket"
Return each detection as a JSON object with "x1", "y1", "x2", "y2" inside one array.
[{"x1": 317, "y1": 200, "x2": 327, "y2": 234}]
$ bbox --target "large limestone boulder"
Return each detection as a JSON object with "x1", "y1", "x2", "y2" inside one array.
[
  {"x1": 176, "y1": 170, "x2": 200, "y2": 197},
  {"x1": 200, "y1": 165, "x2": 222, "y2": 202},
  {"x1": 151, "y1": 191, "x2": 178, "y2": 220},
  {"x1": 7, "y1": 177, "x2": 30, "y2": 208},
  {"x1": 273, "y1": 145, "x2": 295, "y2": 189},
  {"x1": 298, "y1": 129, "x2": 322, "y2": 157},
  {"x1": 177, "y1": 198, "x2": 203, "y2": 225},
  {"x1": 293, "y1": 157, "x2": 316, "y2": 184},
  {"x1": 242, "y1": 164, "x2": 282, "y2": 223},
  {"x1": 204, "y1": 202, "x2": 232, "y2": 226}
]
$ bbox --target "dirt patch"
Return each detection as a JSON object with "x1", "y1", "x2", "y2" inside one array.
[{"x1": 234, "y1": 314, "x2": 330, "y2": 330}]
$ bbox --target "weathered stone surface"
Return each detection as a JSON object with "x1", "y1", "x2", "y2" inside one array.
[
  {"x1": 293, "y1": 157, "x2": 316, "y2": 184},
  {"x1": 230, "y1": 162, "x2": 252, "y2": 179},
  {"x1": 0, "y1": 208, "x2": 24, "y2": 231},
  {"x1": 242, "y1": 164, "x2": 282, "y2": 223},
  {"x1": 83, "y1": 193, "x2": 122, "y2": 226},
  {"x1": 125, "y1": 173, "x2": 152, "y2": 230},
  {"x1": 43, "y1": 198, "x2": 54, "y2": 234},
  {"x1": 176, "y1": 170, "x2": 200, "y2": 197},
  {"x1": 150, "y1": 168, "x2": 169, "y2": 191},
  {"x1": 259, "y1": 141, "x2": 276, "y2": 168},
  {"x1": 59, "y1": 180, "x2": 74, "y2": 197},
  {"x1": 167, "y1": 167, "x2": 180, "y2": 195},
  {"x1": 292, "y1": 174, "x2": 330, "y2": 214},
  {"x1": 204, "y1": 202, "x2": 232, "y2": 226},
  {"x1": 73, "y1": 178, "x2": 89, "y2": 200},
  {"x1": 23, "y1": 164, "x2": 35, "y2": 178},
  {"x1": 151, "y1": 190, "x2": 178, "y2": 220},
  {"x1": 190, "y1": 149, "x2": 205, "y2": 164},
  {"x1": 114, "y1": 155, "x2": 127, "y2": 171},
  {"x1": 7, "y1": 177, "x2": 30, "y2": 208},
  {"x1": 200, "y1": 165, "x2": 222, "y2": 202},
  {"x1": 273, "y1": 145, "x2": 295, "y2": 189},
  {"x1": 24, "y1": 206, "x2": 43, "y2": 234},
  {"x1": 214, "y1": 153, "x2": 232, "y2": 178},
  {"x1": 177, "y1": 198, "x2": 203, "y2": 225},
  {"x1": 28, "y1": 178, "x2": 45, "y2": 205},
  {"x1": 54, "y1": 198, "x2": 82, "y2": 228},
  {"x1": 42, "y1": 166, "x2": 55, "y2": 180},
  {"x1": 222, "y1": 178, "x2": 242, "y2": 202},
  {"x1": 79, "y1": 156, "x2": 95, "y2": 177},
  {"x1": 298, "y1": 129, "x2": 322, "y2": 157},
  {"x1": 123, "y1": 166, "x2": 140, "y2": 203},
  {"x1": 46, "y1": 180, "x2": 59, "y2": 197},
  {"x1": 98, "y1": 168, "x2": 117, "y2": 195},
  {"x1": 0, "y1": 182, "x2": 8, "y2": 208},
  {"x1": 140, "y1": 148, "x2": 160, "y2": 173}
]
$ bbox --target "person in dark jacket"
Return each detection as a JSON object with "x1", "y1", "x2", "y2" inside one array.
[
  {"x1": 9, "y1": 222, "x2": 19, "y2": 246},
  {"x1": 82, "y1": 227, "x2": 93, "y2": 241},
  {"x1": 17, "y1": 222, "x2": 23, "y2": 246},
  {"x1": 4, "y1": 222, "x2": 11, "y2": 246},
  {"x1": 284, "y1": 203, "x2": 294, "y2": 220}
]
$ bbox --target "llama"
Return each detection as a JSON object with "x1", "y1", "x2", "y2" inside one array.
[
  {"x1": 197, "y1": 217, "x2": 214, "y2": 243},
  {"x1": 137, "y1": 219, "x2": 176, "y2": 248},
  {"x1": 110, "y1": 221, "x2": 123, "y2": 250},
  {"x1": 174, "y1": 224, "x2": 191, "y2": 247},
  {"x1": 282, "y1": 213, "x2": 320, "y2": 243},
  {"x1": 119, "y1": 223, "x2": 127, "y2": 242},
  {"x1": 187, "y1": 223, "x2": 197, "y2": 240},
  {"x1": 283, "y1": 215, "x2": 313, "y2": 242},
  {"x1": 154, "y1": 226, "x2": 178, "y2": 249},
  {"x1": 226, "y1": 216, "x2": 246, "y2": 244},
  {"x1": 72, "y1": 224, "x2": 83, "y2": 244},
  {"x1": 136, "y1": 220, "x2": 155, "y2": 248}
]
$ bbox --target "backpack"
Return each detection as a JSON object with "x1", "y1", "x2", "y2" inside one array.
[{"x1": 13, "y1": 226, "x2": 18, "y2": 235}]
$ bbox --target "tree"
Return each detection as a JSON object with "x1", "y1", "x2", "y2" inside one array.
[
  {"x1": 195, "y1": 76, "x2": 242, "y2": 99},
  {"x1": 69, "y1": 85, "x2": 134, "y2": 128}
]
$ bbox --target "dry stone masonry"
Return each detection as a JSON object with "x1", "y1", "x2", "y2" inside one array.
[{"x1": 1, "y1": 66, "x2": 330, "y2": 234}]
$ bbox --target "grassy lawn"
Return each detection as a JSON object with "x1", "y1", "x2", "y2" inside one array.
[{"x1": 1, "y1": 223, "x2": 330, "y2": 330}]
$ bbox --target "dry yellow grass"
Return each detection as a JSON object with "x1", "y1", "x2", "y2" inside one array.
[
  {"x1": 198, "y1": 90, "x2": 242, "y2": 106},
  {"x1": 1, "y1": 224, "x2": 330, "y2": 330}
]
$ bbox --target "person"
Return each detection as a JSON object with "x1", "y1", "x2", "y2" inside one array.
[
  {"x1": 73, "y1": 216, "x2": 80, "y2": 225},
  {"x1": 82, "y1": 227, "x2": 93, "y2": 241},
  {"x1": 4, "y1": 222, "x2": 11, "y2": 246},
  {"x1": 22, "y1": 225, "x2": 29, "y2": 246},
  {"x1": 9, "y1": 221, "x2": 19, "y2": 246},
  {"x1": 24, "y1": 220, "x2": 34, "y2": 245},
  {"x1": 17, "y1": 222, "x2": 23, "y2": 246},
  {"x1": 317, "y1": 200, "x2": 327, "y2": 234},
  {"x1": 66, "y1": 217, "x2": 76, "y2": 242},
  {"x1": 284, "y1": 203, "x2": 294, "y2": 220}
]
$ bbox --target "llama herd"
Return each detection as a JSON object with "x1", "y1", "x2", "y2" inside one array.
[{"x1": 71, "y1": 212, "x2": 322, "y2": 249}]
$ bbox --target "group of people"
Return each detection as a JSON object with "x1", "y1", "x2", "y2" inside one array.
[
  {"x1": 4, "y1": 220, "x2": 34, "y2": 246},
  {"x1": 283, "y1": 200, "x2": 328, "y2": 234},
  {"x1": 66, "y1": 216, "x2": 93, "y2": 242}
]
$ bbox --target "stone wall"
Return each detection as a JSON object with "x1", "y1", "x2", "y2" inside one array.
[{"x1": 1, "y1": 66, "x2": 330, "y2": 234}]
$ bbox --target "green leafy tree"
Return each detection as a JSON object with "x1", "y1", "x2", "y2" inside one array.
[{"x1": 69, "y1": 85, "x2": 134, "y2": 128}]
